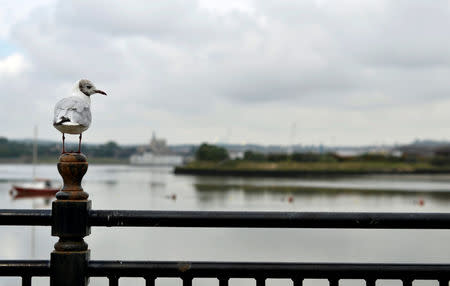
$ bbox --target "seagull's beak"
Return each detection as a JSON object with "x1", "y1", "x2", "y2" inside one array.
[{"x1": 94, "y1": 89, "x2": 107, "y2": 96}]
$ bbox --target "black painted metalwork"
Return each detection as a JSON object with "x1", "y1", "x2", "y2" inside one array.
[
  {"x1": 89, "y1": 210, "x2": 450, "y2": 229},
  {"x1": 87, "y1": 261, "x2": 450, "y2": 285},
  {"x1": 87, "y1": 261, "x2": 450, "y2": 279},
  {"x1": 3, "y1": 211, "x2": 450, "y2": 285},
  {"x1": 0, "y1": 209, "x2": 51, "y2": 226},
  {"x1": 0, "y1": 260, "x2": 50, "y2": 276},
  {"x1": 2, "y1": 154, "x2": 450, "y2": 285},
  {"x1": 50, "y1": 153, "x2": 90, "y2": 286},
  {"x1": 0, "y1": 260, "x2": 50, "y2": 286}
]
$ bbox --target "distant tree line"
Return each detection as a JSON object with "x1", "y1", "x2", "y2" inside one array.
[
  {"x1": 195, "y1": 143, "x2": 229, "y2": 161},
  {"x1": 0, "y1": 137, "x2": 33, "y2": 158},
  {"x1": 0, "y1": 137, "x2": 137, "y2": 159},
  {"x1": 194, "y1": 143, "x2": 442, "y2": 164},
  {"x1": 243, "y1": 151, "x2": 338, "y2": 162},
  {"x1": 244, "y1": 151, "x2": 423, "y2": 163},
  {"x1": 431, "y1": 148, "x2": 450, "y2": 166}
]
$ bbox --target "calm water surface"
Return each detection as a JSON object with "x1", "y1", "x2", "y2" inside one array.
[{"x1": 1, "y1": 164, "x2": 450, "y2": 286}]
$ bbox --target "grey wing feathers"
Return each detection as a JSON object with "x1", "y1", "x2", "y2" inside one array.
[{"x1": 53, "y1": 97, "x2": 91, "y2": 127}]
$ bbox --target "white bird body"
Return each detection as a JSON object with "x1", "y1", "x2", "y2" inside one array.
[
  {"x1": 53, "y1": 95, "x2": 91, "y2": 134},
  {"x1": 53, "y1": 79, "x2": 107, "y2": 153}
]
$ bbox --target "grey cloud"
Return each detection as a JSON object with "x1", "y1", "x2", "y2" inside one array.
[{"x1": 2, "y1": 0, "x2": 450, "y2": 144}]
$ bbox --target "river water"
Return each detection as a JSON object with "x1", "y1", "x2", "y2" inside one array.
[{"x1": 1, "y1": 164, "x2": 450, "y2": 286}]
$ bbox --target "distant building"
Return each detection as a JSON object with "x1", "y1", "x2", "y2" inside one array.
[
  {"x1": 148, "y1": 132, "x2": 170, "y2": 154},
  {"x1": 333, "y1": 149, "x2": 366, "y2": 158},
  {"x1": 390, "y1": 150, "x2": 403, "y2": 158},
  {"x1": 229, "y1": 151, "x2": 244, "y2": 160},
  {"x1": 130, "y1": 133, "x2": 183, "y2": 166},
  {"x1": 333, "y1": 146, "x2": 401, "y2": 159}
]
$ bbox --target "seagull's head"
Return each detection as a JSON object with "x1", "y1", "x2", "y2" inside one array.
[{"x1": 78, "y1": 79, "x2": 107, "y2": 96}]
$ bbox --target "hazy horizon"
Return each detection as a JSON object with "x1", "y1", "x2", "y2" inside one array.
[{"x1": 2, "y1": 133, "x2": 448, "y2": 148}]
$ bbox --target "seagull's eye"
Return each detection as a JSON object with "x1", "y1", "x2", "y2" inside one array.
[{"x1": 86, "y1": 86, "x2": 92, "y2": 89}]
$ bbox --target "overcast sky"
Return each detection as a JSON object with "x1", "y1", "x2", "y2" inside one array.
[{"x1": 1, "y1": 0, "x2": 450, "y2": 146}]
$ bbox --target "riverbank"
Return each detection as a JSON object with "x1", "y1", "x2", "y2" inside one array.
[{"x1": 175, "y1": 161, "x2": 450, "y2": 177}]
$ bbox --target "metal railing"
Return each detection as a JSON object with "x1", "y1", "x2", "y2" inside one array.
[{"x1": 1, "y1": 153, "x2": 450, "y2": 286}]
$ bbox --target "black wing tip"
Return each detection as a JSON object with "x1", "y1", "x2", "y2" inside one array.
[{"x1": 54, "y1": 117, "x2": 70, "y2": 125}]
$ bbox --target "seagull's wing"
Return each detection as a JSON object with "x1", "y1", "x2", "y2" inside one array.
[{"x1": 53, "y1": 97, "x2": 91, "y2": 127}]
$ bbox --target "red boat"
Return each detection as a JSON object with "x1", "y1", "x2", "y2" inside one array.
[
  {"x1": 10, "y1": 127, "x2": 61, "y2": 200},
  {"x1": 10, "y1": 179, "x2": 60, "y2": 199}
]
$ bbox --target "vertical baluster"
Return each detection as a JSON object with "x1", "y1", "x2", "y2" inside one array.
[
  {"x1": 256, "y1": 277, "x2": 265, "y2": 286},
  {"x1": 183, "y1": 277, "x2": 192, "y2": 286},
  {"x1": 439, "y1": 280, "x2": 448, "y2": 286},
  {"x1": 21, "y1": 276, "x2": 31, "y2": 286},
  {"x1": 293, "y1": 277, "x2": 303, "y2": 286},
  {"x1": 366, "y1": 279, "x2": 376, "y2": 286},
  {"x1": 108, "y1": 276, "x2": 119, "y2": 286},
  {"x1": 403, "y1": 279, "x2": 412, "y2": 286},
  {"x1": 145, "y1": 276, "x2": 155, "y2": 286},
  {"x1": 329, "y1": 278, "x2": 339, "y2": 286},
  {"x1": 218, "y1": 277, "x2": 229, "y2": 286}
]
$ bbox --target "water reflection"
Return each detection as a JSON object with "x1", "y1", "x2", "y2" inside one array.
[{"x1": 193, "y1": 181, "x2": 450, "y2": 205}]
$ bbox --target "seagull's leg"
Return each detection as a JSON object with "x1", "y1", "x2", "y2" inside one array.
[
  {"x1": 62, "y1": 133, "x2": 66, "y2": 154},
  {"x1": 77, "y1": 133, "x2": 82, "y2": 153}
]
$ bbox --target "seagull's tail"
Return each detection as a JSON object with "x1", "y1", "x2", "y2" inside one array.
[{"x1": 54, "y1": 117, "x2": 70, "y2": 126}]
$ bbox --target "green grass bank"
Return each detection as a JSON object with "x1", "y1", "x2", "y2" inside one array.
[{"x1": 175, "y1": 160, "x2": 450, "y2": 177}]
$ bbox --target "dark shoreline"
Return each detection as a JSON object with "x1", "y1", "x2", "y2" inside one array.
[{"x1": 174, "y1": 167, "x2": 450, "y2": 177}]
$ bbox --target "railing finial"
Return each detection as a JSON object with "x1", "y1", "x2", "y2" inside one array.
[{"x1": 56, "y1": 153, "x2": 89, "y2": 200}]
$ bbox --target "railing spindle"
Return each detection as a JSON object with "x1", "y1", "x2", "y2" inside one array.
[
  {"x1": 439, "y1": 280, "x2": 448, "y2": 286},
  {"x1": 21, "y1": 275, "x2": 31, "y2": 286},
  {"x1": 329, "y1": 278, "x2": 339, "y2": 286},
  {"x1": 256, "y1": 277, "x2": 265, "y2": 286},
  {"x1": 145, "y1": 276, "x2": 155, "y2": 286},
  {"x1": 219, "y1": 277, "x2": 229, "y2": 286},
  {"x1": 108, "y1": 276, "x2": 119, "y2": 286},
  {"x1": 366, "y1": 279, "x2": 376, "y2": 286},
  {"x1": 293, "y1": 277, "x2": 303, "y2": 286},
  {"x1": 403, "y1": 279, "x2": 412, "y2": 286},
  {"x1": 183, "y1": 277, "x2": 192, "y2": 286}
]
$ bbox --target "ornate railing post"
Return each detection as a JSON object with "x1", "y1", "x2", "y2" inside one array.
[{"x1": 50, "y1": 153, "x2": 91, "y2": 286}]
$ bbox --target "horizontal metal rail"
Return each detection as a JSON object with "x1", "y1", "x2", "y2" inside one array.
[
  {"x1": 89, "y1": 210, "x2": 450, "y2": 229},
  {"x1": 0, "y1": 210, "x2": 51, "y2": 226},
  {"x1": 3, "y1": 260, "x2": 450, "y2": 285},
  {"x1": 3, "y1": 209, "x2": 450, "y2": 229},
  {"x1": 88, "y1": 261, "x2": 450, "y2": 286},
  {"x1": 0, "y1": 260, "x2": 50, "y2": 286},
  {"x1": 87, "y1": 261, "x2": 450, "y2": 278},
  {"x1": 0, "y1": 260, "x2": 50, "y2": 276}
]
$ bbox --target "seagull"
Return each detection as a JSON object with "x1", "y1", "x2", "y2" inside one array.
[{"x1": 53, "y1": 79, "x2": 107, "y2": 153}]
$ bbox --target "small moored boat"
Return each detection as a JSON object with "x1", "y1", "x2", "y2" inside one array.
[
  {"x1": 10, "y1": 179, "x2": 59, "y2": 199},
  {"x1": 9, "y1": 127, "x2": 60, "y2": 200}
]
